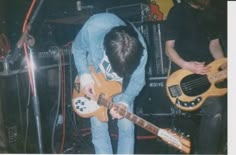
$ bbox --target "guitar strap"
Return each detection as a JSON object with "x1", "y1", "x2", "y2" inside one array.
[{"x1": 122, "y1": 74, "x2": 131, "y2": 92}]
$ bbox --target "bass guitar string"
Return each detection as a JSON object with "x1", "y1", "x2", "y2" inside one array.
[{"x1": 180, "y1": 69, "x2": 226, "y2": 88}]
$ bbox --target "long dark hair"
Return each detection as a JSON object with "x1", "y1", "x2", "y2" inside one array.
[{"x1": 104, "y1": 25, "x2": 144, "y2": 77}]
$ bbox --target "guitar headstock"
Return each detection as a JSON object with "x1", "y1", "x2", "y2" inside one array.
[{"x1": 158, "y1": 128, "x2": 191, "y2": 154}]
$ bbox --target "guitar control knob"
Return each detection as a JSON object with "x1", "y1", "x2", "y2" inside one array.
[{"x1": 76, "y1": 100, "x2": 81, "y2": 104}]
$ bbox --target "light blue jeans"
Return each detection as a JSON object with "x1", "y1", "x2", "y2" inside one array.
[{"x1": 90, "y1": 103, "x2": 134, "y2": 154}]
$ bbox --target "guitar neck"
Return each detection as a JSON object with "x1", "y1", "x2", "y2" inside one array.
[
  {"x1": 98, "y1": 97, "x2": 160, "y2": 135},
  {"x1": 98, "y1": 95, "x2": 191, "y2": 154},
  {"x1": 209, "y1": 69, "x2": 227, "y2": 82}
]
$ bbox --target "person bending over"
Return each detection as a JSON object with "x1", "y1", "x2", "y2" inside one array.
[{"x1": 72, "y1": 13, "x2": 147, "y2": 154}]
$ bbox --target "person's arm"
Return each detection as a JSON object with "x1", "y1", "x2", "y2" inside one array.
[
  {"x1": 209, "y1": 38, "x2": 225, "y2": 59},
  {"x1": 165, "y1": 40, "x2": 209, "y2": 75},
  {"x1": 72, "y1": 22, "x2": 96, "y2": 97},
  {"x1": 165, "y1": 40, "x2": 188, "y2": 69},
  {"x1": 72, "y1": 25, "x2": 90, "y2": 76}
]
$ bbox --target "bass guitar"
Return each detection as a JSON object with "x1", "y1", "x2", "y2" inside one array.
[
  {"x1": 72, "y1": 67, "x2": 191, "y2": 154},
  {"x1": 166, "y1": 58, "x2": 227, "y2": 111}
]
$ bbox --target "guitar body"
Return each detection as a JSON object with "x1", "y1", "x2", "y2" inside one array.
[
  {"x1": 72, "y1": 67, "x2": 191, "y2": 153},
  {"x1": 166, "y1": 58, "x2": 227, "y2": 111},
  {"x1": 72, "y1": 67, "x2": 122, "y2": 122}
]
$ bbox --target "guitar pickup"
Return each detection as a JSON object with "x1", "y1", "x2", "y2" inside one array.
[{"x1": 74, "y1": 83, "x2": 80, "y2": 93}]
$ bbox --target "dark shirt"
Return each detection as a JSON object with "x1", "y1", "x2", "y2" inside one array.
[{"x1": 165, "y1": 2, "x2": 219, "y2": 71}]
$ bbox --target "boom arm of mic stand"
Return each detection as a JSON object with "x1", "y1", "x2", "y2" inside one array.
[{"x1": 16, "y1": 0, "x2": 45, "y2": 49}]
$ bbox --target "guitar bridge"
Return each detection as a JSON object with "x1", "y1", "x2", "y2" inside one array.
[{"x1": 168, "y1": 85, "x2": 182, "y2": 97}]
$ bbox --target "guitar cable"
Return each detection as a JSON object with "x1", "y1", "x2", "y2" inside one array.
[
  {"x1": 62, "y1": 41, "x2": 78, "y2": 130},
  {"x1": 59, "y1": 49, "x2": 66, "y2": 153},
  {"x1": 51, "y1": 53, "x2": 62, "y2": 153},
  {"x1": 23, "y1": 73, "x2": 31, "y2": 153},
  {"x1": 50, "y1": 45, "x2": 78, "y2": 153}
]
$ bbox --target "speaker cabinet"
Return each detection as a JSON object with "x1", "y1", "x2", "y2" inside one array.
[
  {"x1": 135, "y1": 76, "x2": 173, "y2": 115},
  {"x1": 137, "y1": 21, "x2": 170, "y2": 77}
]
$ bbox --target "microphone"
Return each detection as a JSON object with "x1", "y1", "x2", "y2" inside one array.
[{"x1": 7, "y1": 25, "x2": 34, "y2": 63}]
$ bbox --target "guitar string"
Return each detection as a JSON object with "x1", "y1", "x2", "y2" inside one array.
[
  {"x1": 181, "y1": 73, "x2": 226, "y2": 94},
  {"x1": 112, "y1": 101, "x2": 190, "y2": 151},
  {"x1": 181, "y1": 76, "x2": 209, "y2": 87},
  {"x1": 181, "y1": 70, "x2": 226, "y2": 88},
  {"x1": 182, "y1": 77, "x2": 209, "y2": 88},
  {"x1": 105, "y1": 98, "x2": 150, "y2": 128},
  {"x1": 101, "y1": 97, "x2": 190, "y2": 152},
  {"x1": 181, "y1": 72, "x2": 226, "y2": 91},
  {"x1": 111, "y1": 100, "x2": 159, "y2": 133},
  {"x1": 181, "y1": 76, "x2": 208, "y2": 86},
  {"x1": 180, "y1": 77, "x2": 211, "y2": 94}
]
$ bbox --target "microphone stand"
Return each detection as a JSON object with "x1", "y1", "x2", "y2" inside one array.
[
  {"x1": 28, "y1": 44, "x2": 44, "y2": 153},
  {"x1": 16, "y1": 0, "x2": 45, "y2": 153}
]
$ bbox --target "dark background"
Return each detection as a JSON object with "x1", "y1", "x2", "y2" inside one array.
[{"x1": 0, "y1": 0, "x2": 227, "y2": 49}]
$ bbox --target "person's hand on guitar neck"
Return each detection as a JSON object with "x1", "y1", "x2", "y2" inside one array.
[
  {"x1": 110, "y1": 103, "x2": 127, "y2": 119},
  {"x1": 183, "y1": 61, "x2": 211, "y2": 75}
]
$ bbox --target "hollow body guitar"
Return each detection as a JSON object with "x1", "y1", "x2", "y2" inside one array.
[
  {"x1": 166, "y1": 58, "x2": 227, "y2": 111},
  {"x1": 72, "y1": 67, "x2": 191, "y2": 154}
]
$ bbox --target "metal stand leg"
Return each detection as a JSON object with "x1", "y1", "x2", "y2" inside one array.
[{"x1": 29, "y1": 48, "x2": 43, "y2": 153}]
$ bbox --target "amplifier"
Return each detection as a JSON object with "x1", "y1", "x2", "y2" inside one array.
[
  {"x1": 106, "y1": 3, "x2": 150, "y2": 23},
  {"x1": 135, "y1": 76, "x2": 173, "y2": 115},
  {"x1": 147, "y1": 76, "x2": 173, "y2": 114},
  {"x1": 0, "y1": 46, "x2": 71, "y2": 76},
  {"x1": 137, "y1": 22, "x2": 170, "y2": 77}
]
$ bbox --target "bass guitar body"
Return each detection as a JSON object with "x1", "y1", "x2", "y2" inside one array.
[{"x1": 166, "y1": 58, "x2": 227, "y2": 111}]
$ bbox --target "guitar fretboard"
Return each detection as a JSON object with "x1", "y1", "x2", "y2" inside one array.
[
  {"x1": 98, "y1": 97, "x2": 159, "y2": 136},
  {"x1": 97, "y1": 95, "x2": 191, "y2": 154}
]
